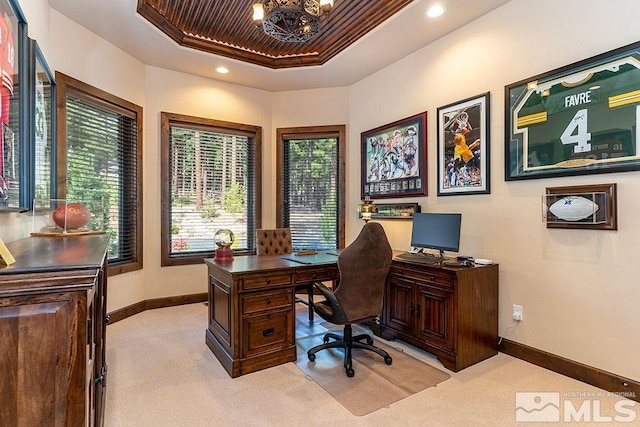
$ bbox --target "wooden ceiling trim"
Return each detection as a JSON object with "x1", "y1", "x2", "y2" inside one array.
[{"x1": 137, "y1": 0, "x2": 416, "y2": 69}]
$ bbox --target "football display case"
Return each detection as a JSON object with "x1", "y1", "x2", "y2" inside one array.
[
  {"x1": 31, "y1": 198, "x2": 105, "y2": 235},
  {"x1": 542, "y1": 183, "x2": 617, "y2": 230}
]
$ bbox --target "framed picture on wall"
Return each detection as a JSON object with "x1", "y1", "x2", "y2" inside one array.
[
  {"x1": 361, "y1": 112, "x2": 427, "y2": 199},
  {"x1": 30, "y1": 38, "x2": 56, "y2": 204},
  {"x1": 505, "y1": 40, "x2": 640, "y2": 181},
  {"x1": 437, "y1": 92, "x2": 490, "y2": 195},
  {"x1": 0, "y1": 0, "x2": 27, "y2": 210}
]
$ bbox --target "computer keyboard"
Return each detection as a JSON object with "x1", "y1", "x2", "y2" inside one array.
[{"x1": 395, "y1": 252, "x2": 444, "y2": 264}]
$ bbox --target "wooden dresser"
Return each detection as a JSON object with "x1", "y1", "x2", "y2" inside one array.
[
  {"x1": 380, "y1": 258, "x2": 499, "y2": 372},
  {"x1": 0, "y1": 235, "x2": 109, "y2": 426}
]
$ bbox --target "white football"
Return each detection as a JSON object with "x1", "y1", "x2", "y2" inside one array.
[{"x1": 549, "y1": 196, "x2": 598, "y2": 221}]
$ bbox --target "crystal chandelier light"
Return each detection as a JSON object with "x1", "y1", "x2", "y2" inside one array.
[{"x1": 252, "y1": 0, "x2": 334, "y2": 43}]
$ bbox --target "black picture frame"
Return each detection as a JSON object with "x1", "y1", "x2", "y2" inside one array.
[
  {"x1": 0, "y1": 0, "x2": 27, "y2": 210},
  {"x1": 29, "y1": 38, "x2": 56, "y2": 207},
  {"x1": 437, "y1": 92, "x2": 490, "y2": 195},
  {"x1": 505, "y1": 40, "x2": 640, "y2": 181},
  {"x1": 361, "y1": 112, "x2": 427, "y2": 199}
]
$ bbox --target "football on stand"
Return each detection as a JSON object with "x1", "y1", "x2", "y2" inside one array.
[
  {"x1": 52, "y1": 203, "x2": 92, "y2": 230},
  {"x1": 548, "y1": 196, "x2": 599, "y2": 221}
]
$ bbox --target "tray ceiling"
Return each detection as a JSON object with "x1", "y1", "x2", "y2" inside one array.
[{"x1": 136, "y1": 0, "x2": 414, "y2": 69}]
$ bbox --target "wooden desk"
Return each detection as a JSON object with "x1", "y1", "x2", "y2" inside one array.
[
  {"x1": 205, "y1": 254, "x2": 339, "y2": 378},
  {"x1": 204, "y1": 253, "x2": 499, "y2": 377}
]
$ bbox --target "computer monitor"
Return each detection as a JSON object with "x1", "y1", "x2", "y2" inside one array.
[{"x1": 410, "y1": 213, "x2": 461, "y2": 257}]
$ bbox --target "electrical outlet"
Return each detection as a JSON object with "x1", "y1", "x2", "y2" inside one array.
[{"x1": 513, "y1": 304, "x2": 523, "y2": 321}]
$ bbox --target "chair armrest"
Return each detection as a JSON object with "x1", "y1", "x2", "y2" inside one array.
[
  {"x1": 312, "y1": 280, "x2": 335, "y2": 301},
  {"x1": 312, "y1": 281, "x2": 348, "y2": 323}
]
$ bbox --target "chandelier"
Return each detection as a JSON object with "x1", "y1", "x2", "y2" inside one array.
[{"x1": 252, "y1": 0, "x2": 334, "y2": 43}]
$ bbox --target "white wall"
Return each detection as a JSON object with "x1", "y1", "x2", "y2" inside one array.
[
  {"x1": 6, "y1": 0, "x2": 638, "y2": 382},
  {"x1": 349, "y1": 0, "x2": 640, "y2": 380}
]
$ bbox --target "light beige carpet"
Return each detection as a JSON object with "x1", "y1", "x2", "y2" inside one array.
[{"x1": 295, "y1": 326, "x2": 451, "y2": 416}]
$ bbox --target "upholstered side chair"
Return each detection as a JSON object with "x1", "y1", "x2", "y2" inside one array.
[
  {"x1": 307, "y1": 222, "x2": 393, "y2": 377},
  {"x1": 255, "y1": 228, "x2": 293, "y2": 255},
  {"x1": 255, "y1": 228, "x2": 315, "y2": 321}
]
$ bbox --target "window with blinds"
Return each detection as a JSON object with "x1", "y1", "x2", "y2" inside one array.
[
  {"x1": 161, "y1": 112, "x2": 262, "y2": 266},
  {"x1": 277, "y1": 126, "x2": 346, "y2": 251},
  {"x1": 56, "y1": 72, "x2": 143, "y2": 275}
]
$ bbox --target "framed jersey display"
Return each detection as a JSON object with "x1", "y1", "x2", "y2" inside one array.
[
  {"x1": 505, "y1": 41, "x2": 640, "y2": 181},
  {"x1": 0, "y1": 0, "x2": 26, "y2": 210},
  {"x1": 361, "y1": 111, "x2": 427, "y2": 199},
  {"x1": 437, "y1": 92, "x2": 490, "y2": 195}
]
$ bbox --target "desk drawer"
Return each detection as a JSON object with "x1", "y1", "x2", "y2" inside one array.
[
  {"x1": 242, "y1": 272, "x2": 292, "y2": 291},
  {"x1": 295, "y1": 266, "x2": 339, "y2": 283},
  {"x1": 241, "y1": 290, "x2": 293, "y2": 315},
  {"x1": 243, "y1": 309, "x2": 294, "y2": 357},
  {"x1": 390, "y1": 265, "x2": 454, "y2": 289}
]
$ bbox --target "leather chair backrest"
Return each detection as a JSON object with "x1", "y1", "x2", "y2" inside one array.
[
  {"x1": 334, "y1": 222, "x2": 392, "y2": 321},
  {"x1": 256, "y1": 228, "x2": 293, "y2": 255}
]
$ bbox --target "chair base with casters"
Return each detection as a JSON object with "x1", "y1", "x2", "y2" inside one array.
[{"x1": 307, "y1": 323, "x2": 392, "y2": 377}]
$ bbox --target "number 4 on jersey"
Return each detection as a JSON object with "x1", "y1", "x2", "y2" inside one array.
[{"x1": 561, "y1": 108, "x2": 592, "y2": 153}]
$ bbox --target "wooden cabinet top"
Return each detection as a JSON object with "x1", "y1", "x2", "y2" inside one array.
[
  {"x1": 0, "y1": 235, "x2": 109, "y2": 296},
  {"x1": 1, "y1": 235, "x2": 109, "y2": 276}
]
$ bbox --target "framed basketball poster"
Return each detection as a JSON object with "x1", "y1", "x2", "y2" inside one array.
[
  {"x1": 361, "y1": 112, "x2": 427, "y2": 199},
  {"x1": 505, "y1": 40, "x2": 640, "y2": 181},
  {"x1": 437, "y1": 92, "x2": 490, "y2": 195}
]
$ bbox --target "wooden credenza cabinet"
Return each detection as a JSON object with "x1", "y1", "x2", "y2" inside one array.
[
  {"x1": 0, "y1": 235, "x2": 109, "y2": 426},
  {"x1": 380, "y1": 259, "x2": 499, "y2": 372}
]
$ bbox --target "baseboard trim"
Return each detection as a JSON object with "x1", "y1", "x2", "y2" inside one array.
[
  {"x1": 499, "y1": 338, "x2": 639, "y2": 403},
  {"x1": 107, "y1": 292, "x2": 208, "y2": 324}
]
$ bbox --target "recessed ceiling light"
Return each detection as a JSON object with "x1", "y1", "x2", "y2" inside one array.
[
  {"x1": 426, "y1": 4, "x2": 446, "y2": 18},
  {"x1": 216, "y1": 66, "x2": 229, "y2": 74}
]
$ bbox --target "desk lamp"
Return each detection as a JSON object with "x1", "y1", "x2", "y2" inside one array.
[{"x1": 358, "y1": 196, "x2": 377, "y2": 223}]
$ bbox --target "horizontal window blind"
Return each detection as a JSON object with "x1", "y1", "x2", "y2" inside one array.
[
  {"x1": 168, "y1": 125, "x2": 254, "y2": 256},
  {"x1": 283, "y1": 137, "x2": 339, "y2": 251},
  {"x1": 65, "y1": 94, "x2": 139, "y2": 265}
]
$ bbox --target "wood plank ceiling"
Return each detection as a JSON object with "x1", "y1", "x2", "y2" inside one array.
[{"x1": 137, "y1": 0, "x2": 414, "y2": 69}]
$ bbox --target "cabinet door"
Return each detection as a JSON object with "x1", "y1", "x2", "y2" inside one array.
[
  {"x1": 209, "y1": 274, "x2": 233, "y2": 354},
  {"x1": 0, "y1": 301, "x2": 72, "y2": 426},
  {"x1": 384, "y1": 275, "x2": 414, "y2": 335},
  {"x1": 415, "y1": 285, "x2": 455, "y2": 351}
]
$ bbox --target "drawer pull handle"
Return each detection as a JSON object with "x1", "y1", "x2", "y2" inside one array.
[
  {"x1": 265, "y1": 279, "x2": 271, "y2": 284},
  {"x1": 266, "y1": 298, "x2": 272, "y2": 304},
  {"x1": 262, "y1": 328, "x2": 275, "y2": 337}
]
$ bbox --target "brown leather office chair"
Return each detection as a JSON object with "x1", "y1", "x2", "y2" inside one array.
[
  {"x1": 307, "y1": 222, "x2": 393, "y2": 377},
  {"x1": 255, "y1": 228, "x2": 315, "y2": 321}
]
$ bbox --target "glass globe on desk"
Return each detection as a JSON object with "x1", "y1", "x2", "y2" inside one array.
[{"x1": 214, "y1": 229, "x2": 235, "y2": 262}]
